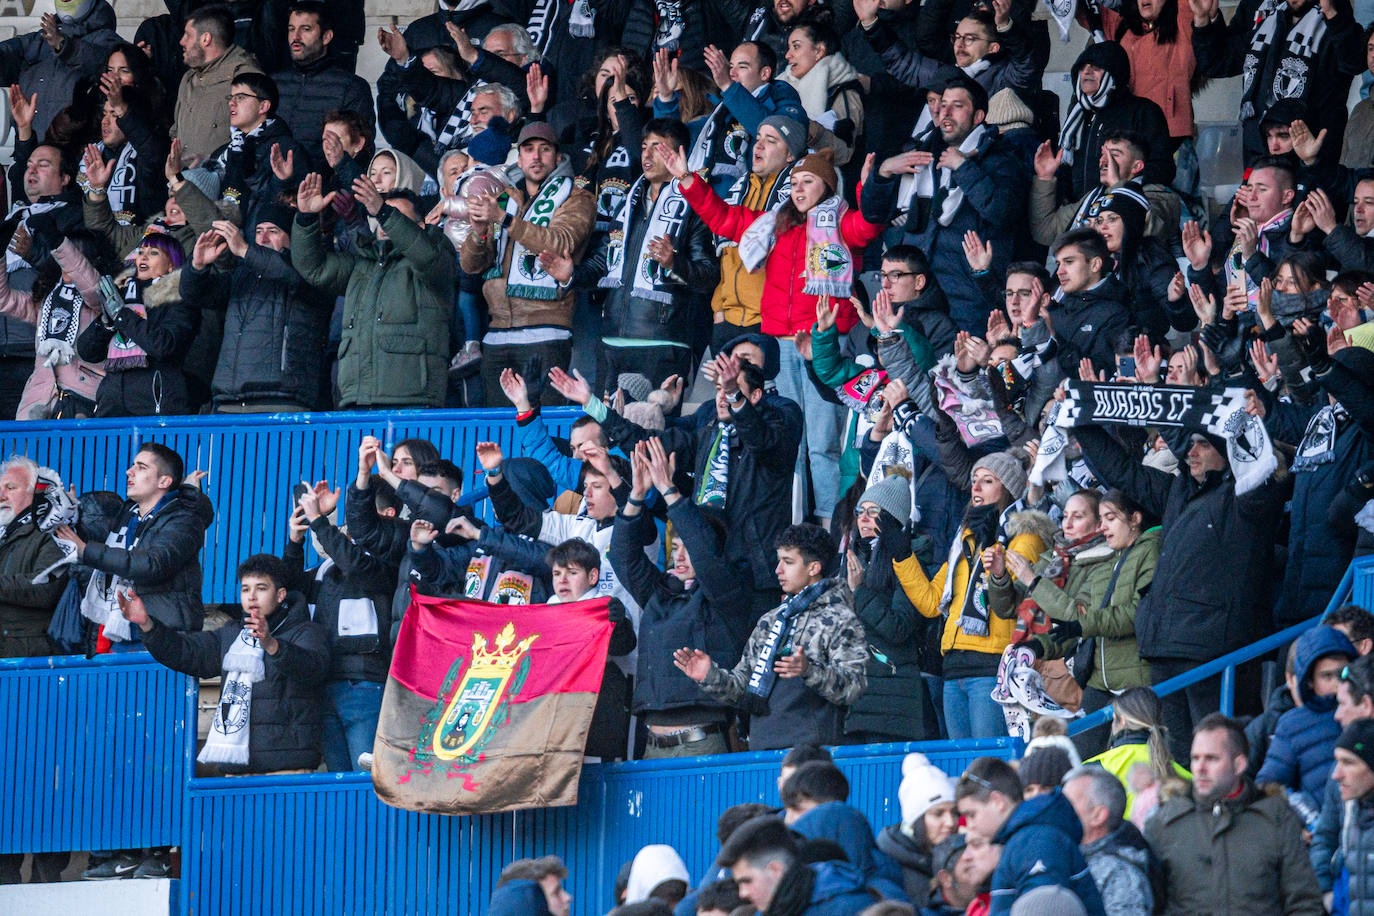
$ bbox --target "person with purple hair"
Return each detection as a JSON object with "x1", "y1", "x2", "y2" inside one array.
[{"x1": 66, "y1": 229, "x2": 200, "y2": 416}]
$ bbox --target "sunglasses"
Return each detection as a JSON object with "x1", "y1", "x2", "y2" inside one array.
[
  {"x1": 959, "y1": 769, "x2": 995, "y2": 792},
  {"x1": 854, "y1": 506, "x2": 882, "y2": 519}
]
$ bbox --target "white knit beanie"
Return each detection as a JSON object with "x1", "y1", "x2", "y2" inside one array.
[{"x1": 898, "y1": 753, "x2": 955, "y2": 833}]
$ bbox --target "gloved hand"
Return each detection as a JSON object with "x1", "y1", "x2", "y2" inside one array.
[
  {"x1": 1049, "y1": 617, "x2": 1083, "y2": 641},
  {"x1": 25, "y1": 210, "x2": 61, "y2": 254},
  {"x1": 97, "y1": 275, "x2": 124, "y2": 323},
  {"x1": 1023, "y1": 639, "x2": 1044, "y2": 659},
  {"x1": 1293, "y1": 319, "x2": 1332, "y2": 375},
  {"x1": 876, "y1": 508, "x2": 911, "y2": 562}
]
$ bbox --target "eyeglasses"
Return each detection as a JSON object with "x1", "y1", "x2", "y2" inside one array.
[
  {"x1": 879, "y1": 270, "x2": 917, "y2": 282},
  {"x1": 854, "y1": 506, "x2": 882, "y2": 519},
  {"x1": 226, "y1": 92, "x2": 262, "y2": 103},
  {"x1": 951, "y1": 32, "x2": 988, "y2": 46}
]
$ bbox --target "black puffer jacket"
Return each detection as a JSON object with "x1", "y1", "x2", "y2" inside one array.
[
  {"x1": 181, "y1": 243, "x2": 333, "y2": 409},
  {"x1": 609, "y1": 499, "x2": 755, "y2": 718},
  {"x1": 1075, "y1": 424, "x2": 1284, "y2": 662},
  {"x1": 1051, "y1": 275, "x2": 1133, "y2": 379},
  {"x1": 142, "y1": 591, "x2": 330, "y2": 773},
  {"x1": 609, "y1": 0, "x2": 755, "y2": 73},
  {"x1": 81, "y1": 485, "x2": 214, "y2": 633},
  {"x1": 271, "y1": 56, "x2": 375, "y2": 173},
  {"x1": 1059, "y1": 42, "x2": 1175, "y2": 200},
  {"x1": 875, "y1": 824, "x2": 935, "y2": 904},
  {"x1": 283, "y1": 515, "x2": 395, "y2": 684}
]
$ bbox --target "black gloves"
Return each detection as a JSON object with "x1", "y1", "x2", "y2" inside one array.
[
  {"x1": 876, "y1": 508, "x2": 911, "y2": 562},
  {"x1": 1049, "y1": 618, "x2": 1083, "y2": 641},
  {"x1": 1293, "y1": 320, "x2": 1332, "y2": 375}
]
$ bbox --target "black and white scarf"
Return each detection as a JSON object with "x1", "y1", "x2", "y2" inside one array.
[
  {"x1": 743, "y1": 580, "x2": 827, "y2": 715},
  {"x1": 688, "y1": 97, "x2": 753, "y2": 185},
  {"x1": 1058, "y1": 71, "x2": 1114, "y2": 167},
  {"x1": 5, "y1": 200, "x2": 64, "y2": 272},
  {"x1": 78, "y1": 142, "x2": 139, "y2": 224},
  {"x1": 198, "y1": 627, "x2": 266, "y2": 766},
  {"x1": 599, "y1": 176, "x2": 692, "y2": 304},
  {"x1": 36, "y1": 282, "x2": 82, "y2": 368},
  {"x1": 652, "y1": 0, "x2": 684, "y2": 51},
  {"x1": 435, "y1": 80, "x2": 491, "y2": 152},
  {"x1": 526, "y1": 0, "x2": 596, "y2": 55},
  {"x1": 942, "y1": 502, "x2": 1017, "y2": 636},
  {"x1": 1292, "y1": 402, "x2": 1349, "y2": 471},
  {"x1": 897, "y1": 124, "x2": 990, "y2": 229},
  {"x1": 1051, "y1": 381, "x2": 1278, "y2": 494},
  {"x1": 1240, "y1": 0, "x2": 1328, "y2": 121}
]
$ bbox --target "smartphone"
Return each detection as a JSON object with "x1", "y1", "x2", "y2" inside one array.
[
  {"x1": 292, "y1": 481, "x2": 309, "y2": 509},
  {"x1": 1117, "y1": 357, "x2": 1136, "y2": 379}
]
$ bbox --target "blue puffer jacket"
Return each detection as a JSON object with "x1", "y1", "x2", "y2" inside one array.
[
  {"x1": 989, "y1": 790, "x2": 1107, "y2": 916},
  {"x1": 486, "y1": 879, "x2": 552, "y2": 916},
  {"x1": 802, "y1": 860, "x2": 884, "y2": 916},
  {"x1": 1342, "y1": 797, "x2": 1374, "y2": 916},
  {"x1": 792, "y1": 802, "x2": 909, "y2": 902},
  {"x1": 1264, "y1": 349, "x2": 1374, "y2": 627},
  {"x1": 1258, "y1": 625, "x2": 1358, "y2": 804}
]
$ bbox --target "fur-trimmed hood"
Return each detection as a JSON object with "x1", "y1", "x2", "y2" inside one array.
[
  {"x1": 1007, "y1": 509, "x2": 1057, "y2": 546},
  {"x1": 114, "y1": 267, "x2": 183, "y2": 309}
]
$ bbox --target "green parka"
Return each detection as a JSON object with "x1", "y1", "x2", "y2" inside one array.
[
  {"x1": 988, "y1": 527, "x2": 1160, "y2": 692},
  {"x1": 291, "y1": 207, "x2": 452, "y2": 408}
]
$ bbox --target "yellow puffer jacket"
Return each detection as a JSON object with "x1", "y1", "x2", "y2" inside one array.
[{"x1": 895, "y1": 510, "x2": 1055, "y2": 658}]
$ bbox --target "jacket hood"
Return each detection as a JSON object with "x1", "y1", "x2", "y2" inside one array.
[
  {"x1": 61, "y1": 0, "x2": 115, "y2": 34},
  {"x1": 876, "y1": 823, "x2": 932, "y2": 874},
  {"x1": 1294, "y1": 625, "x2": 1355, "y2": 707},
  {"x1": 369, "y1": 148, "x2": 428, "y2": 196},
  {"x1": 624, "y1": 845, "x2": 690, "y2": 904},
  {"x1": 487, "y1": 880, "x2": 552, "y2": 916},
  {"x1": 808, "y1": 859, "x2": 869, "y2": 904},
  {"x1": 1071, "y1": 41, "x2": 1131, "y2": 93},
  {"x1": 793, "y1": 802, "x2": 884, "y2": 880},
  {"x1": 1007, "y1": 509, "x2": 1057, "y2": 547},
  {"x1": 993, "y1": 789, "x2": 1083, "y2": 847}
]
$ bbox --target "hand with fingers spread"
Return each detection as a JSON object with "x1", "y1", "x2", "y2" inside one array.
[
  {"x1": 1175, "y1": 345, "x2": 1200, "y2": 386},
  {"x1": 447, "y1": 515, "x2": 481, "y2": 541},
  {"x1": 1167, "y1": 270, "x2": 1187, "y2": 303},
  {"x1": 212, "y1": 219, "x2": 248, "y2": 258},
  {"x1": 647, "y1": 233, "x2": 675, "y2": 270},
  {"x1": 8, "y1": 85, "x2": 37, "y2": 140},
  {"x1": 538, "y1": 250, "x2": 574, "y2": 284},
  {"x1": 296, "y1": 172, "x2": 337, "y2": 214},
  {"x1": 659, "y1": 374, "x2": 685, "y2": 411},
  {"x1": 445, "y1": 21, "x2": 478, "y2": 64},
  {"x1": 1189, "y1": 282, "x2": 1218, "y2": 326},
  {"x1": 377, "y1": 24, "x2": 408, "y2": 63},
  {"x1": 312, "y1": 480, "x2": 341, "y2": 517},
  {"x1": 986, "y1": 308, "x2": 1011, "y2": 344},
  {"x1": 1250, "y1": 338, "x2": 1279, "y2": 383},
  {"x1": 526, "y1": 63, "x2": 549, "y2": 114},
  {"x1": 963, "y1": 230, "x2": 992, "y2": 273},
  {"x1": 475, "y1": 441, "x2": 505, "y2": 475},
  {"x1": 653, "y1": 48, "x2": 679, "y2": 102},
  {"x1": 1290, "y1": 197, "x2": 1317, "y2": 243},
  {"x1": 815, "y1": 295, "x2": 838, "y2": 332},
  {"x1": 646, "y1": 437, "x2": 677, "y2": 495},
  {"x1": 1181, "y1": 221, "x2": 1212, "y2": 271},
  {"x1": 1305, "y1": 188, "x2": 1338, "y2": 234},
  {"x1": 547, "y1": 366, "x2": 592, "y2": 406},
  {"x1": 410, "y1": 518, "x2": 440, "y2": 551},
  {"x1": 673, "y1": 647, "x2": 712, "y2": 682},
  {"x1": 1288, "y1": 119, "x2": 1326, "y2": 165},
  {"x1": 872, "y1": 289, "x2": 904, "y2": 334},
  {"x1": 83, "y1": 144, "x2": 113, "y2": 192},
  {"x1": 878, "y1": 150, "x2": 933, "y2": 179},
  {"x1": 499, "y1": 368, "x2": 531, "y2": 412},
  {"x1": 40, "y1": 13, "x2": 65, "y2": 52},
  {"x1": 352, "y1": 176, "x2": 384, "y2": 216},
  {"x1": 1134, "y1": 334, "x2": 1163, "y2": 383},
  {"x1": 1328, "y1": 322, "x2": 1349, "y2": 356},
  {"x1": 1033, "y1": 141, "x2": 1063, "y2": 181},
  {"x1": 702, "y1": 44, "x2": 731, "y2": 91},
  {"x1": 269, "y1": 143, "x2": 295, "y2": 182},
  {"x1": 714, "y1": 352, "x2": 742, "y2": 397},
  {"x1": 1079, "y1": 357, "x2": 1105, "y2": 383},
  {"x1": 192, "y1": 229, "x2": 228, "y2": 269},
  {"x1": 793, "y1": 329, "x2": 812, "y2": 360},
  {"x1": 657, "y1": 143, "x2": 691, "y2": 184}
]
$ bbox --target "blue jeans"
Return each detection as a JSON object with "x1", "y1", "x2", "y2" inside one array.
[
  {"x1": 942, "y1": 676, "x2": 1007, "y2": 740},
  {"x1": 321, "y1": 679, "x2": 384, "y2": 772},
  {"x1": 921, "y1": 674, "x2": 947, "y2": 740},
  {"x1": 773, "y1": 338, "x2": 845, "y2": 520}
]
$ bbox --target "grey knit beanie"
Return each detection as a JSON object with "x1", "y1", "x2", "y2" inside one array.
[
  {"x1": 973, "y1": 451, "x2": 1028, "y2": 502},
  {"x1": 859, "y1": 473, "x2": 911, "y2": 522},
  {"x1": 180, "y1": 166, "x2": 221, "y2": 203},
  {"x1": 1010, "y1": 886, "x2": 1087, "y2": 916},
  {"x1": 617, "y1": 372, "x2": 653, "y2": 404},
  {"x1": 758, "y1": 115, "x2": 808, "y2": 159}
]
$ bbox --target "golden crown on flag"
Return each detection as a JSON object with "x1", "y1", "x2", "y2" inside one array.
[{"x1": 470, "y1": 622, "x2": 539, "y2": 674}]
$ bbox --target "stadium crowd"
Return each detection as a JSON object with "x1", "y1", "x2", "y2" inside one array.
[{"x1": 3, "y1": 0, "x2": 1374, "y2": 908}]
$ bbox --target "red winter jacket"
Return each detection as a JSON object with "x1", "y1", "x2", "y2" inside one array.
[{"x1": 681, "y1": 177, "x2": 885, "y2": 338}]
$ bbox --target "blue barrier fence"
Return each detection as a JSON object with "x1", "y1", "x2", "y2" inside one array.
[
  {"x1": 179, "y1": 738, "x2": 1020, "y2": 916},
  {"x1": 0, "y1": 408, "x2": 579, "y2": 605},
  {"x1": 0, "y1": 653, "x2": 197, "y2": 855}
]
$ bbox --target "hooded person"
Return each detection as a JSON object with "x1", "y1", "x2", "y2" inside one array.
[
  {"x1": 1257, "y1": 625, "x2": 1357, "y2": 808},
  {"x1": 876, "y1": 752, "x2": 958, "y2": 902},
  {"x1": 367, "y1": 147, "x2": 428, "y2": 197},
  {"x1": 1055, "y1": 41, "x2": 1174, "y2": 201},
  {"x1": 624, "y1": 845, "x2": 691, "y2": 906}
]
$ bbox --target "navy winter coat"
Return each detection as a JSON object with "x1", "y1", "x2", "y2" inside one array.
[
  {"x1": 792, "y1": 802, "x2": 909, "y2": 902},
  {"x1": 989, "y1": 790, "x2": 1107, "y2": 916},
  {"x1": 486, "y1": 879, "x2": 553, "y2": 916},
  {"x1": 798, "y1": 860, "x2": 886, "y2": 916},
  {"x1": 1257, "y1": 625, "x2": 1357, "y2": 804}
]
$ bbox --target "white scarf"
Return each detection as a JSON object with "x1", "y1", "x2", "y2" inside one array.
[
  {"x1": 600, "y1": 176, "x2": 690, "y2": 304},
  {"x1": 1058, "y1": 71, "x2": 1114, "y2": 167},
  {"x1": 503, "y1": 171, "x2": 574, "y2": 300},
  {"x1": 198, "y1": 627, "x2": 266, "y2": 766},
  {"x1": 899, "y1": 124, "x2": 989, "y2": 225},
  {"x1": 80, "y1": 524, "x2": 134, "y2": 642},
  {"x1": 778, "y1": 54, "x2": 861, "y2": 126}
]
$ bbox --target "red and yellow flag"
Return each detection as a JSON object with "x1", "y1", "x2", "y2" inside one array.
[{"x1": 372, "y1": 588, "x2": 613, "y2": 815}]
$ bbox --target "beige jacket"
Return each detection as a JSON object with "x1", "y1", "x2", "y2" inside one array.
[{"x1": 172, "y1": 45, "x2": 262, "y2": 163}]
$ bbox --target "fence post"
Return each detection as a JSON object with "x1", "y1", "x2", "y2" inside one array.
[{"x1": 1220, "y1": 665, "x2": 1235, "y2": 716}]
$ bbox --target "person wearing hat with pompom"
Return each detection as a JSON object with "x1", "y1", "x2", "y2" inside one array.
[
  {"x1": 893, "y1": 449, "x2": 1057, "y2": 739},
  {"x1": 875, "y1": 752, "x2": 958, "y2": 902},
  {"x1": 662, "y1": 139, "x2": 887, "y2": 526}
]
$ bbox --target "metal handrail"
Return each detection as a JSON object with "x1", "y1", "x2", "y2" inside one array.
[
  {"x1": 0, "y1": 405, "x2": 583, "y2": 433},
  {"x1": 1068, "y1": 555, "x2": 1374, "y2": 735}
]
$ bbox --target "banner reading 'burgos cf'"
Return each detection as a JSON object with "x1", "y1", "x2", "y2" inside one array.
[{"x1": 371, "y1": 588, "x2": 613, "y2": 815}]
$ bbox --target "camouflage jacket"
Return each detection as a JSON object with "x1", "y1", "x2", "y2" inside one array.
[{"x1": 703, "y1": 577, "x2": 868, "y2": 707}]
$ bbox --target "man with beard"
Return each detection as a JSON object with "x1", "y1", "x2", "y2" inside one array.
[
  {"x1": 172, "y1": 4, "x2": 263, "y2": 163},
  {"x1": 1145, "y1": 714, "x2": 1324, "y2": 915},
  {"x1": 271, "y1": 2, "x2": 374, "y2": 173}
]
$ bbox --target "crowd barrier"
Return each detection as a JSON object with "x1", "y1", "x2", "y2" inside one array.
[{"x1": 1, "y1": 408, "x2": 580, "y2": 605}]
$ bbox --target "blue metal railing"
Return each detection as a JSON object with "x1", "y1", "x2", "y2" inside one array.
[
  {"x1": 177, "y1": 737, "x2": 1022, "y2": 916},
  {"x1": 0, "y1": 408, "x2": 579, "y2": 605},
  {"x1": 1069, "y1": 555, "x2": 1374, "y2": 736}
]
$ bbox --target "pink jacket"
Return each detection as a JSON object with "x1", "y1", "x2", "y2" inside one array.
[{"x1": 0, "y1": 239, "x2": 106, "y2": 418}]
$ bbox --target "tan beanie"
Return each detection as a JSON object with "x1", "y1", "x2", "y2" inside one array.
[
  {"x1": 985, "y1": 88, "x2": 1034, "y2": 132},
  {"x1": 793, "y1": 148, "x2": 838, "y2": 194}
]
